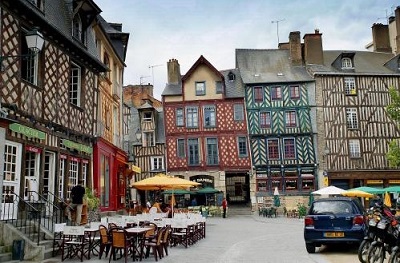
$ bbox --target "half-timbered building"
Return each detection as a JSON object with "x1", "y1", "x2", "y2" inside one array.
[
  {"x1": 92, "y1": 15, "x2": 129, "y2": 212},
  {"x1": 0, "y1": 0, "x2": 109, "y2": 221},
  {"x1": 162, "y1": 56, "x2": 251, "y2": 205},
  {"x1": 236, "y1": 31, "x2": 317, "y2": 203},
  {"x1": 304, "y1": 29, "x2": 400, "y2": 190}
]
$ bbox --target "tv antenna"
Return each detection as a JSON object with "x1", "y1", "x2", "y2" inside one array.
[
  {"x1": 149, "y1": 64, "x2": 163, "y2": 86},
  {"x1": 271, "y1": 19, "x2": 285, "y2": 45}
]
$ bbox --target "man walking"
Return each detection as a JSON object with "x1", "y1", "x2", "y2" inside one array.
[
  {"x1": 222, "y1": 197, "x2": 228, "y2": 218},
  {"x1": 68, "y1": 180, "x2": 85, "y2": 225}
]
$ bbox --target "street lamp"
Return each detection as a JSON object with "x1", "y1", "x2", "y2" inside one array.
[{"x1": 0, "y1": 27, "x2": 44, "y2": 68}]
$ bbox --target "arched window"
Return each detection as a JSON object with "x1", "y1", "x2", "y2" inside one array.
[
  {"x1": 72, "y1": 14, "x2": 83, "y2": 42},
  {"x1": 341, "y1": 57, "x2": 353, "y2": 69},
  {"x1": 104, "y1": 53, "x2": 110, "y2": 79}
]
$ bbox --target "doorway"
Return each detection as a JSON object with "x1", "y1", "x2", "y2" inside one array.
[{"x1": 225, "y1": 173, "x2": 250, "y2": 205}]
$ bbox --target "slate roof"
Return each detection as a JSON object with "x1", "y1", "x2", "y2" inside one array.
[
  {"x1": 308, "y1": 50, "x2": 398, "y2": 75},
  {"x1": 235, "y1": 49, "x2": 313, "y2": 84},
  {"x1": 220, "y1": 69, "x2": 245, "y2": 98}
]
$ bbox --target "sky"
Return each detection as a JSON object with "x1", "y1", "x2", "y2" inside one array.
[{"x1": 94, "y1": 0, "x2": 399, "y2": 100}]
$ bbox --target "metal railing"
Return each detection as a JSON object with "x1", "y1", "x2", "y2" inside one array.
[{"x1": 1, "y1": 190, "x2": 42, "y2": 245}]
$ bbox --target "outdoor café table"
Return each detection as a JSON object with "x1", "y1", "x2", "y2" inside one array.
[
  {"x1": 83, "y1": 225, "x2": 101, "y2": 259},
  {"x1": 125, "y1": 227, "x2": 152, "y2": 261}
]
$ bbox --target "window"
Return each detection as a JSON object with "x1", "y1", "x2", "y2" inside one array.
[
  {"x1": 67, "y1": 159, "x2": 79, "y2": 199},
  {"x1": 290, "y1": 86, "x2": 300, "y2": 99},
  {"x1": 196, "y1": 82, "x2": 206, "y2": 96},
  {"x1": 349, "y1": 139, "x2": 361, "y2": 158},
  {"x1": 143, "y1": 112, "x2": 152, "y2": 122},
  {"x1": 341, "y1": 57, "x2": 353, "y2": 69},
  {"x1": 257, "y1": 180, "x2": 268, "y2": 192},
  {"x1": 206, "y1": 138, "x2": 219, "y2": 165},
  {"x1": 260, "y1": 112, "x2": 271, "y2": 128},
  {"x1": 344, "y1": 77, "x2": 356, "y2": 95},
  {"x1": 188, "y1": 138, "x2": 199, "y2": 165},
  {"x1": 29, "y1": 0, "x2": 44, "y2": 11},
  {"x1": 72, "y1": 13, "x2": 85, "y2": 44},
  {"x1": 283, "y1": 138, "x2": 296, "y2": 159},
  {"x1": 186, "y1": 107, "x2": 198, "y2": 128},
  {"x1": 58, "y1": 158, "x2": 66, "y2": 199},
  {"x1": 271, "y1": 86, "x2": 282, "y2": 100},
  {"x1": 285, "y1": 111, "x2": 297, "y2": 127},
  {"x1": 103, "y1": 53, "x2": 110, "y2": 79},
  {"x1": 268, "y1": 139, "x2": 279, "y2": 159},
  {"x1": 204, "y1": 106, "x2": 216, "y2": 127},
  {"x1": 234, "y1": 104, "x2": 244, "y2": 121},
  {"x1": 151, "y1": 156, "x2": 164, "y2": 171},
  {"x1": 238, "y1": 137, "x2": 248, "y2": 157},
  {"x1": 69, "y1": 62, "x2": 81, "y2": 106},
  {"x1": 177, "y1": 139, "x2": 185, "y2": 158},
  {"x1": 285, "y1": 178, "x2": 298, "y2": 191},
  {"x1": 302, "y1": 178, "x2": 314, "y2": 191},
  {"x1": 228, "y1": 72, "x2": 236, "y2": 81},
  {"x1": 21, "y1": 31, "x2": 40, "y2": 86},
  {"x1": 254, "y1": 86, "x2": 263, "y2": 103},
  {"x1": 216, "y1": 81, "x2": 223, "y2": 94},
  {"x1": 176, "y1": 108, "x2": 184, "y2": 127},
  {"x1": 82, "y1": 161, "x2": 88, "y2": 187},
  {"x1": 346, "y1": 108, "x2": 358, "y2": 129},
  {"x1": 144, "y1": 132, "x2": 155, "y2": 147}
]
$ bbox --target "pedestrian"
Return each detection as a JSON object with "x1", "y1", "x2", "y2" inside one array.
[
  {"x1": 222, "y1": 197, "x2": 228, "y2": 218},
  {"x1": 67, "y1": 179, "x2": 85, "y2": 225}
]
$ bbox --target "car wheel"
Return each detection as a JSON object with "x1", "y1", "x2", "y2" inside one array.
[
  {"x1": 388, "y1": 250, "x2": 400, "y2": 263},
  {"x1": 306, "y1": 243, "x2": 316, "y2": 254},
  {"x1": 367, "y1": 243, "x2": 385, "y2": 263},
  {"x1": 358, "y1": 240, "x2": 371, "y2": 263}
]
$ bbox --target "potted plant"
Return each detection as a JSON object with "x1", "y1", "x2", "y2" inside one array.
[{"x1": 84, "y1": 187, "x2": 100, "y2": 223}]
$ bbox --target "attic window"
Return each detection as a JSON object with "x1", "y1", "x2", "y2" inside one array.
[
  {"x1": 72, "y1": 13, "x2": 86, "y2": 44},
  {"x1": 143, "y1": 112, "x2": 152, "y2": 122},
  {"x1": 228, "y1": 72, "x2": 236, "y2": 81},
  {"x1": 341, "y1": 57, "x2": 353, "y2": 69}
]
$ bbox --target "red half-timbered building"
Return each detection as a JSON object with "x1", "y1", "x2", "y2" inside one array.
[{"x1": 162, "y1": 56, "x2": 252, "y2": 205}]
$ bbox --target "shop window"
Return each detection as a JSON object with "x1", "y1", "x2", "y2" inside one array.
[
  {"x1": 302, "y1": 179, "x2": 314, "y2": 191},
  {"x1": 271, "y1": 177, "x2": 282, "y2": 191},
  {"x1": 285, "y1": 178, "x2": 298, "y2": 191},
  {"x1": 257, "y1": 180, "x2": 268, "y2": 192}
]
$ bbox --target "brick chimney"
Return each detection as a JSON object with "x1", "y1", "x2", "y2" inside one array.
[
  {"x1": 371, "y1": 23, "x2": 391, "y2": 53},
  {"x1": 167, "y1": 59, "x2": 181, "y2": 84},
  {"x1": 289, "y1": 31, "x2": 302, "y2": 66},
  {"x1": 303, "y1": 29, "x2": 324, "y2": 65}
]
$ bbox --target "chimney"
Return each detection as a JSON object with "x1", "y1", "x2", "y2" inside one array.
[
  {"x1": 303, "y1": 29, "x2": 324, "y2": 65},
  {"x1": 167, "y1": 59, "x2": 181, "y2": 84},
  {"x1": 395, "y1": 6, "x2": 400, "y2": 55},
  {"x1": 371, "y1": 23, "x2": 391, "y2": 53},
  {"x1": 289, "y1": 31, "x2": 302, "y2": 66}
]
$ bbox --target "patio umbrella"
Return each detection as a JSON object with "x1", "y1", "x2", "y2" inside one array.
[
  {"x1": 162, "y1": 189, "x2": 192, "y2": 195},
  {"x1": 308, "y1": 192, "x2": 314, "y2": 206},
  {"x1": 384, "y1": 192, "x2": 392, "y2": 207},
  {"x1": 348, "y1": 186, "x2": 384, "y2": 194},
  {"x1": 195, "y1": 187, "x2": 220, "y2": 206},
  {"x1": 384, "y1": 186, "x2": 400, "y2": 193},
  {"x1": 273, "y1": 187, "x2": 280, "y2": 207},
  {"x1": 131, "y1": 173, "x2": 200, "y2": 214},
  {"x1": 341, "y1": 190, "x2": 374, "y2": 198},
  {"x1": 312, "y1": 185, "x2": 346, "y2": 196}
]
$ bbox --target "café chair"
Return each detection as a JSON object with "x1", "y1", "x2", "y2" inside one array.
[
  {"x1": 108, "y1": 227, "x2": 131, "y2": 263},
  {"x1": 144, "y1": 227, "x2": 165, "y2": 261},
  {"x1": 53, "y1": 223, "x2": 66, "y2": 257},
  {"x1": 99, "y1": 224, "x2": 112, "y2": 259},
  {"x1": 61, "y1": 226, "x2": 89, "y2": 262},
  {"x1": 160, "y1": 225, "x2": 172, "y2": 257}
]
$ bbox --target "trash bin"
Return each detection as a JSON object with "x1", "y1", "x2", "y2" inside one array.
[{"x1": 12, "y1": 239, "x2": 25, "y2": 260}]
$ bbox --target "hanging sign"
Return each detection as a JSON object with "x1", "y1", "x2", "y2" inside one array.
[
  {"x1": 63, "y1": 139, "x2": 92, "y2": 154},
  {"x1": 9, "y1": 123, "x2": 46, "y2": 140},
  {"x1": 131, "y1": 165, "x2": 141, "y2": 173}
]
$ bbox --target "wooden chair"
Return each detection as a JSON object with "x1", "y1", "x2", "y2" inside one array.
[
  {"x1": 61, "y1": 226, "x2": 89, "y2": 262},
  {"x1": 142, "y1": 222, "x2": 157, "y2": 242},
  {"x1": 52, "y1": 223, "x2": 66, "y2": 257},
  {"x1": 108, "y1": 227, "x2": 131, "y2": 263},
  {"x1": 98, "y1": 224, "x2": 112, "y2": 259},
  {"x1": 144, "y1": 227, "x2": 165, "y2": 261},
  {"x1": 160, "y1": 225, "x2": 172, "y2": 258}
]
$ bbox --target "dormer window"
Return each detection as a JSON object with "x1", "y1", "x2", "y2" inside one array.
[
  {"x1": 228, "y1": 72, "x2": 236, "y2": 81},
  {"x1": 341, "y1": 57, "x2": 353, "y2": 69},
  {"x1": 143, "y1": 112, "x2": 153, "y2": 122},
  {"x1": 72, "y1": 13, "x2": 84, "y2": 43},
  {"x1": 29, "y1": 0, "x2": 44, "y2": 12}
]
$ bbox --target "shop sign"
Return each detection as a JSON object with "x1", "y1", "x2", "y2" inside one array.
[
  {"x1": 131, "y1": 165, "x2": 141, "y2": 173},
  {"x1": 63, "y1": 139, "x2": 92, "y2": 154},
  {"x1": 9, "y1": 123, "x2": 46, "y2": 140},
  {"x1": 367, "y1": 180, "x2": 383, "y2": 184},
  {"x1": 389, "y1": 180, "x2": 400, "y2": 184},
  {"x1": 191, "y1": 175, "x2": 214, "y2": 184},
  {"x1": 26, "y1": 145, "x2": 42, "y2": 153}
]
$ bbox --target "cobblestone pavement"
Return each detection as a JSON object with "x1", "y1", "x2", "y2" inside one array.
[{"x1": 41, "y1": 214, "x2": 368, "y2": 263}]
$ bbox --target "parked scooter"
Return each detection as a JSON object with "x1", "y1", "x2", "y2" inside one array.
[
  {"x1": 388, "y1": 223, "x2": 400, "y2": 263},
  {"x1": 358, "y1": 207, "x2": 380, "y2": 263}
]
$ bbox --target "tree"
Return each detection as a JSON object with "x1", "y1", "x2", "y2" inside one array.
[{"x1": 386, "y1": 87, "x2": 400, "y2": 167}]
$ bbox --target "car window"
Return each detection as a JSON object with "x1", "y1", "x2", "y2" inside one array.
[{"x1": 311, "y1": 201, "x2": 354, "y2": 215}]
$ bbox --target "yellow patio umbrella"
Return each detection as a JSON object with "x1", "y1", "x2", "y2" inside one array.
[
  {"x1": 384, "y1": 192, "x2": 392, "y2": 207},
  {"x1": 341, "y1": 190, "x2": 374, "y2": 198}
]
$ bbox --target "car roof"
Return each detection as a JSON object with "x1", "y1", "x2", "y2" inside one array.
[{"x1": 313, "y1": 197, "x2": 356, "y2": 202}]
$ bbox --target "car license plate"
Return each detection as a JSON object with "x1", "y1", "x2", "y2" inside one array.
[{"x1": 324, "y1": 232, "x2": 344, "y2": 238}]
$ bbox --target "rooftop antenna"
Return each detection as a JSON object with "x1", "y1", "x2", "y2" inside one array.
[
  {"x1": 271, "y1": 19, "x2": 285, "y2": 45},
  {"x1": 149, "y1": 64, "x2": 163, "y2": 86}
]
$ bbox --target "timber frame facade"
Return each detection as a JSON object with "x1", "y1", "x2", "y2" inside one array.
[
  {"x1": 162, "y1": 56, "x2": 251, "y2": 205},
  {"x1": 0, "y1": 0, "x2": 107, "y2": 217}
]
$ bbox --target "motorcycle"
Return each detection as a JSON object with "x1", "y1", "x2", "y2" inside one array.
[
  {"x1": 388, "y1": 223, "x2": 400, "y2": 263},
  {"x1": 358, "y1": 208, "x2": 380, "y2": 263}
]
